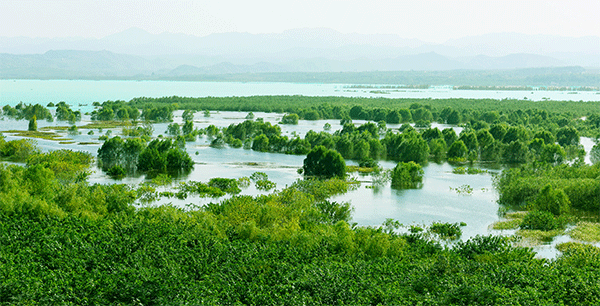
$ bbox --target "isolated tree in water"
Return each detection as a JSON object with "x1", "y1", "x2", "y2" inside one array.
[
  {"x1": 28, "y1": 115, "x2": 37, "y2": 131},
  {"x1": 303, "y1": 145, "x2": 345, "y2": 179},
  {"x1": 391, "y1": 161, "x2": 424, "y2": 189}
]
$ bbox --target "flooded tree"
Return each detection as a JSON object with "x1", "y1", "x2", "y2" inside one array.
[{"x1": 303, "y1": 145, "x2": 346, "y2": 179}]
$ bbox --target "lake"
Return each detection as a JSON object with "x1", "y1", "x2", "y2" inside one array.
[
  {"x1": 1, "y1": 79, "x2": 599, "y2": 254},
  {"x1": 1, "y1": 80, "x2": 599, "y2": 112},
  {"x1": 0, "y1": 107, "x2": 502, "y2": 240}
]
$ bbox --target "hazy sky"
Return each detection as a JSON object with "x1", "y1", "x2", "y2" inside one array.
[{"x1": 2, "y1": 0, "x2": 599, "y2": 42}]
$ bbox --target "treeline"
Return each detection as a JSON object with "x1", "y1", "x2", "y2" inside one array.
[
  {"x1": 206, "y1": 117, "x2": 584, "y2": 167},
  {"x1": 97, "y1": 136, "x2": 193, "y2": 178},
  {"x1": 118, "y1": 95, "x2": 600, "y2": 137},
  {"x1": 5, "y1": 96, "x2": 600, "y2": 138},
  {"x1": 126, "y1": 95, "x2": 600, "y2": 120},
  {"x1": 2, "y1": 143, "x2": 600, "y2": 304},
  {"x1": 496, "y1": 163, "x2": 600, "y2": 215}
]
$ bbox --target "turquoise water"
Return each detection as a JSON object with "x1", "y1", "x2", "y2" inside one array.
[
  {"x1": 0, "y1": 110, "x2": 499, "y2": 240},
  {"x1": 2, "y1": 79, "x2": 598, "y2": 245},
  {"x1": 2, "y1": 80, "x2": 599, "y2": 113}
]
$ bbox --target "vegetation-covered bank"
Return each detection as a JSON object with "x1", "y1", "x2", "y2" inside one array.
[
  {"x1": 0, "y1": 140, "x2": 600, "y2": 304},
  {"x1": 3, "y1": 210, "x2": 600, "y2": 305},
  {"x1": 3, "y1": 94, "x2": 600, "y2": 304}
]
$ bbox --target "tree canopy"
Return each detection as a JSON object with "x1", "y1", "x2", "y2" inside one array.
[{"x1": 303, "y1": 145, "x2": 346, "y2": 179}]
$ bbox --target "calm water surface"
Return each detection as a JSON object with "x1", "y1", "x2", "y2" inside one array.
[
  {"x1": 2, "y1": 80, "x2": 599, "y2": 250},
  {"x1": 2, "y1": 80, "x2": 599, "y2": 111},
  {"x1": 0, "y1": 110, "x2": 500, "y2": 239}
]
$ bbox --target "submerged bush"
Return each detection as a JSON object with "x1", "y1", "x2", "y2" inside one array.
[
  {"x1": 391, "y1": 161, "x2": 423, "y2": 189},
  {"x1": 520, "y1": 210, "x2": 563, "y2": 231},
  {"x1": 430, "y1": 222, "x2": 463, "y2": 240}
]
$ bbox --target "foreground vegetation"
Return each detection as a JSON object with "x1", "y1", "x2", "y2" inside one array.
[
  {"x1": 2, "y1": 146, "x2": 600, "y2": 304},
  {"x1": 3, "y1": 94, "x2": 600, "y2": 304}
]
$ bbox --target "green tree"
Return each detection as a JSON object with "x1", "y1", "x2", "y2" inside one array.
[
  {"x1": 28, "y1": 115, "x2": 37, "y2": 131},
  {"x1": 480, "y1": 141, "x2": 503, "y2": 162},
  {"x1": 391, "y1": 161, "x2": 424, "y2": 189},
  {"x1": 502, "y1": 141, "x2": 530, "y2": 164},
  {"x1": 281, "y1": 113, "x2": 299, "y2": 124},
  {"x1": 303, "y1": 145, "x2": 346, "y2": 178},
  {"x1": 398, "y1": 109, "x2": 412, "y2": 123},
  {"x1": 533, "y1": 130, "x2": 555, "y2": 145},
  {"x1": 590, "y1": 144, "x2": 600, "y2": 165},
  {"x1": 476, "y1": 129, "x2": 494, "y2": 149},
  {"x1": 166, "y1": 123, "x2": 181, "y2": 136},
  {"x1": 386, "y1": 110, "x2": 400, "y2": 124},
  {"x1": 421, "y1": 127, "x2": 443, "y2": 143},
  {"x1": 540, "y1": 143, "x2": 566, "y2": 165},
  {"x1": 556, "y1": 126, "x2": 580, "y2": 147},
  {"x1": 95, "y1": 107, "x2": 114, "y2": 121},
  {"x1": 252, "y1": 134, "x2": 270, "y2": 152},
  {"x1": 182, "y1": 109, "x2": 195, "y2": 122},
  {"x1": 396, "y1": 132, "x2": 429, "y2": 164},
  {"x1": 429, "y1": 138, "x2": 447, "y2": 161},
  {"x1": 489, "y1": 123, "x2": 508, "y2": 142},
  {"x1": 442, "y1": 128, "x2": 458, "y2": 147},
  {"x1": 182, "y1": 120, "x2": 194, "y2": 135},
  {"x1": 97, "y1": 136, "x2": 125, "y2": 170},
  {"x1": 166, "y1": 148, "x2": 194, "y2": 172},
  {"x1": 447, "y1": 140, "x2": 468, "y2": 160},
  {"x1": 353, "y1": 139, "x2": 370, "y2": 161},
  {"x1": 336, "y1": 135, "x2": 354, "y2": 159},
  {"x1": 459, "y1": 130, "x2": 479, "y2": 152},
  {"x1": 304, "y1": 110, "x2": 320, "y2": 120},
  {"x1": 503, "y1": 125, "x2": 529, "y2": 144},
  {"x1": 446, "y1": 110, "x2": 461, "y2": 124},
  {"x1": 534, "y1": 184, "x2": 570, "y2": 216}
]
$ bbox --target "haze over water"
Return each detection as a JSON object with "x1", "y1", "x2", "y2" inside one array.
[{"x1": 2, "y1": 80, "x2": 599, "y2": 110}]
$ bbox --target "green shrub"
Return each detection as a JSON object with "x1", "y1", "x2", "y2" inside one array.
[
  {"x1": 534, "y1": 184, "x2": 570, "y2": 216},
  {"x1": 520, "y1": 210, "x2": 562, "y2": 231},
  {"x1": 107, "y1": 165, "x2": 126, "y2": 179},
  {"x1": 430, "y1": 222, "x2": 462, "y2": 240},
  {"x1": 391, "y1": 161, "x2": 423, "y2": 189}
]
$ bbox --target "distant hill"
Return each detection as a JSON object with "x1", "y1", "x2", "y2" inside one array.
[
  {"x1": 0, "y1": 50, "x2": 160, "y2": 78},
  {"x1": 1, "y1": 28, "x2": 598, "y2": 85},
  {"x1": 1, "y1": 28, "x2": 598, "y2": 68},
  {"x1": 0, "y1": 49, "x2": 583, "y2": 79},
  {"x1": 2, "y1": 49, "x2": 598, "y2": 87}
]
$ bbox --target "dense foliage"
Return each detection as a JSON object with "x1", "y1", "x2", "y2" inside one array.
[
  {"x1": 2, "y1": 161, "x2": 600, "y2": 304},
  {"x1": 303, "y1": 145, "x2": 346, "y2": 179},
  {"x1": 391, "y1": 161, "x2": 424, "y2": 189},
  {"x1": 3, "y1": 93, "x2": 600, "y2": 304},
  {"x1": 98, "y1": 136, "x2": 193, "y2": 176}
]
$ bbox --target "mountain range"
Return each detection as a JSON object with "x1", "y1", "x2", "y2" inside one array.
[{"x1": 1, "y1": 28, "x2": 599, "y2": 80}]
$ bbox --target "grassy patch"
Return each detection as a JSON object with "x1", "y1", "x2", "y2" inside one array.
[
  {"x1": 346, "y1": 165, "x2": 377, "y2": 173},
  {"x1": 59, "y1": 141, "x2": 76, "y2": 144},
  {"x1": 516, "y1": 228, "x2": 565, "y2": 245},
  {"x1": 505, "y1": 211, "x2": 529, "y2": 219},
  {"x1": 492, "y1": 211, "x2": 527, "y2": 230},
  {"x1": 40, "y1": 126, "x2": 69, "y2": 131},
  {"x1": 492, "y1": 219, "x2": 522, "y2": 230},
  {"x1": 78, "y1": 142, "x2": 99, "y2": 145},
  {"x1": 78, "y1": 121, "x2": 127, "y2": 129},
  {"x1": 452, "y1": 167, "x2": 488, "y2": 175},
  {"x1": 569, "y1": 221, "x2": 600, "y2": 242},
  {"x1": 2, "y1": 130, "x2": 68, "y2": 141},
  {"x1": 556, "y1": 241, "x2": 600, "y2": 253}
]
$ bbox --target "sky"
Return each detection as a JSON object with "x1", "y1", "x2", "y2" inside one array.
[{"x1": 1, "y1": 0, "x2": 599, "y2": 43}]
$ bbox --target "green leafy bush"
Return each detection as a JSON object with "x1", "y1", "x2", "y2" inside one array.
[
  {"x1": 391, "y1": 161, "x2": 423, "y2": 189},
  {"x1": 430, "y1": 222, "x2": 463, "y2": 240},
  {"x1": 520, "y1": 210, "x2": 563, "y2": 231}
]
